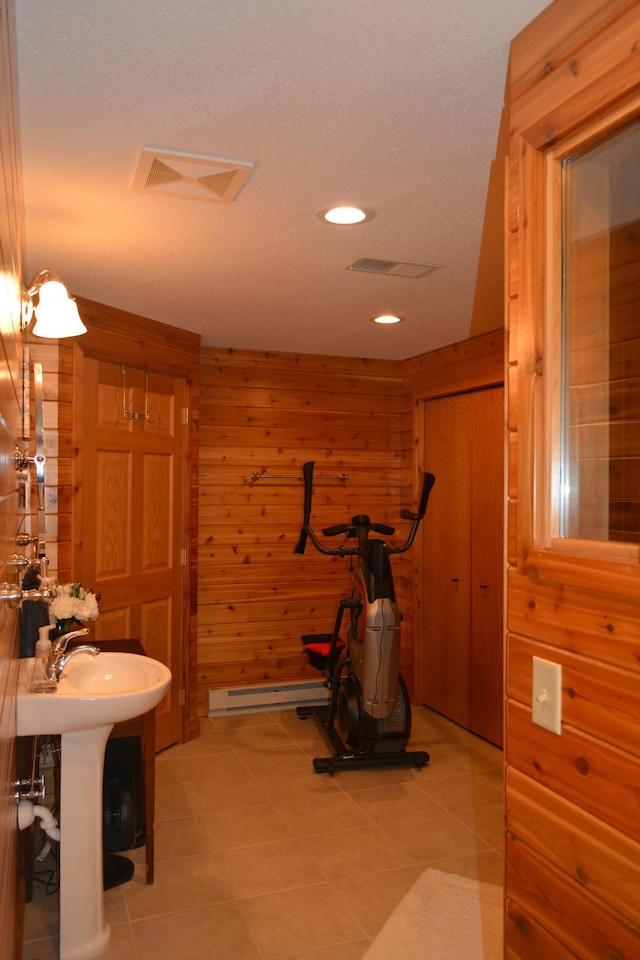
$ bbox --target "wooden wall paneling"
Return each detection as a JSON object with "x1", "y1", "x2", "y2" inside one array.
[
  {"x1": 507, "y1": 567, "x2": 640, "y2": 669},
  {"x1": 198, "y1": 347, "x2": 409, "y2": 715},
  {"x1": 506, "y1": 834, "x2": 640, "y2": 960},
  {"x1": 507, "y1": 634, "x2": 640, "y2": 755},
  {"x1": 507, "y1": 4, "x2": 640, "y2": 956},
  {"x1": 0, "y1": 0, "x2": 28, "y2": 951},
  {"x1": 507, "y1": 767, "x2": 640, "y2": 926},
  {"x1": 401, "y1": 329, "x2": 504, "y2": 399},
  {"x1": 509, "y1": 0, "x2": 638, "y2": 100},
  {"x1": 505, "y1": 900, "x2": 587, "y2": 960}
]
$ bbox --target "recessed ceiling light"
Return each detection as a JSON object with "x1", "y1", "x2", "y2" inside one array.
[
  {"x1": 372, "y1": 315, "x2": 404, "y2": 325},
  {"x1": 318, "y1": 205, "x2": 373, "y2": 225}
]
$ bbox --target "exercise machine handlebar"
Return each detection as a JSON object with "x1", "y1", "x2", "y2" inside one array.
[{"x1": 293, "y1": 461, "x2": 435, "y2": 558}]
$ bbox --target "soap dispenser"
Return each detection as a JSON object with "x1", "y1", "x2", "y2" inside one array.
[{"x1": 31, "y1": 625, "x2": 56, "y2": 693}]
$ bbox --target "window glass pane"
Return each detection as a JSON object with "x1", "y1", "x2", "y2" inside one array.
[{"x1": 561, "y1": 119, "x2": 640, "y2": 542}]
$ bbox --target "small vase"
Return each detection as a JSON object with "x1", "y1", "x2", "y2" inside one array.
[{"x1": 51, "y1": 618, "x2": 83, "y2": 640}]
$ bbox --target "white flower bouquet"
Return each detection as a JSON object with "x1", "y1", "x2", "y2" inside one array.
[{"x1": 49, "y1": 581, "x2": 100, "y2": 623}]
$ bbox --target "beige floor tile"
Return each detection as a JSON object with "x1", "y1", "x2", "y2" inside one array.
[
  {"x1": 211, "y1": 710, "x2": 280, "y2": 731},
  {"x1": 403, "y1": 747, "x2": 469, "y2": 780},
  {"x1": 162, "y1": 748, "x2": 255, "y2": 783},
  {"x1": 154, "y1": 781, "x2": 194, "y2": 820},
  {"x1": 284, "y1": 941, "x2": 372, "y2": 960},
  {"x1": 480, "y1": 764, "x2": 505, "y2": 790},
  {"x1": 93, "y1": 922, "x2": 138, "y2": 960},
  {"x1": 415, "y1": 771, "x2": 503, "y2": 812},
  {"x1": 450, "y1": 799, "x2": 505, "y2": 848},
  {"x1": 301, "y1": 823, "x2": 412, "y2": 879},
  {"x1": 104, "y1": 884, "x2": 129, "y2": 925},
  {"x1": 22, "y1": 935, "x2": 58, "y2": 960},
  {"x1": 381, "y1": 806, "x2": 490, "y2": 864},
  {"x1": 153, "y1": 814, "x2": 209, "y2": 861},
  {"x1": 252, "y1": 766, "x2": 342, "y2": 803},
  {"x1": 273, "y1": 713, "x2": 332, "y2": 747},
  {"x1": 411, "y1": 714, "x2": 476, "y2": 749},
  {"x1": 234, "y1": 740, "x2": 315, "y2": 775},
  {"x1": 181, "y1": 772, "x2": 267, "y2": 814},
  {"x1": 131, "y1": 901, "x2": 261, "y2": 960},
  {"x1": 442, "y1": 739, "x2": 504, "y2": 774},
  {"x1": 196, "y1": 802, "x2": 294, "y2": 851},
  {"x1": 276, "y1": 790, "x2": 373, "y2": 837},
  {"x1": 123, "y1": 852, "x2": 231, "y2": 920},
  {"x1": 22, "y1": 921, "x2": 137, "y2": 960},
  {"x1": 238, "y1": 882, "x2": 366, "y2": 960},
  {"x1": 430, "y1": 848, "x2": 505, "y2": 886},
  {"x1": 223, "y1": 722, "x2": 304, "y2": 753},
  {"x1": 23, "y1": 887, "x2": 58, "y2": 943},
  {"x1": 154, "y1": 754, "x2": 182, "y2": 786},
  {"x1": 329, "y1": 765, "x2": 414, "y2": 792},
  {"x1": 347, "y1": 780, "x2": 437, "y2": 822},
  {"x1": 21, "y1": 706, "x2": 506, "y2": 959},
  {"x1": 163, "y1": 730, "x2": 234, "y2": 758},
  {"x1": 215, "y1": 837, "x2": 326, "y2": 898},
  {"x1": 332, "y1": 863, "x2": 424, "y2": 935}
]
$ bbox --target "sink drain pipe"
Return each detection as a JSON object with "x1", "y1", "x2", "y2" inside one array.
[{"x1": 17, "y1": 798, "x2": 60, "y2": 842}]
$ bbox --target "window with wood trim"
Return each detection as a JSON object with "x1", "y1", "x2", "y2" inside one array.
[{"x1": 543, "y1": 111, "x2": 640, "y2": 555}]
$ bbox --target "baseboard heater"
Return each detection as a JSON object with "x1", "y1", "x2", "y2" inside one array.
[{"x1": 208, "y1": 680, "x2": 327, "y2": 716}]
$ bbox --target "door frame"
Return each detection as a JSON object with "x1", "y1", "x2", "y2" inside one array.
[{"x1": 62, "y1": 298, "x2": 200, "y2": 743}]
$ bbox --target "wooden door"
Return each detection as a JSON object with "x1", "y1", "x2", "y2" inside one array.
[
  {"x1": 469, "y1": 386, "x2": 504, "y2": 746},
  {"x1": 78, "y1": 359, "x2": 188, "y2": 750},
  {"x1": 421, "y1": 392, "x2": 473, "y2": 728},
  {"x1": 420, "y1": 386, "x2": 504, "y2": 745}
]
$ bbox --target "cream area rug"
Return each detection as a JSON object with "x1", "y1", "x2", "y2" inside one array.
[{"x1": 363, "y1": 868, "x2": 503, "y2": 960}]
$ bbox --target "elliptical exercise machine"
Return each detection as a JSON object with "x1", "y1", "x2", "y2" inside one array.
[{"x1": 294, "y1": 461, "x2": 435, "y2": 774}]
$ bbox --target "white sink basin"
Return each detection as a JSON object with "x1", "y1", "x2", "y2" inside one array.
[{"x1": 17, "y1": 651, "x2": 171, "y2": 735}]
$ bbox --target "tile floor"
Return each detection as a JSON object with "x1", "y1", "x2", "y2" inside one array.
[{"x1": 22, "y1": 705, "x2": 504, "y2": 960}]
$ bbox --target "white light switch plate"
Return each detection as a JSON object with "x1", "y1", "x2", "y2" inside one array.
[{"x1": 532, "y1": 656, "x2": 562, "y2": 735}]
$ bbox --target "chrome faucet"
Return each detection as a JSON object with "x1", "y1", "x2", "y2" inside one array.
[
  {"x1": 52, "y1": 644, "x2": 100, "y2": 680},
  {"x1": 49, "y1": 627, "x2": 100, "y2": 680}
]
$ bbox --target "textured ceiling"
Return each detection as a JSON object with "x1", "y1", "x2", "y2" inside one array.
[{"x1": 14, "y1": 0, "x2": 551, "y2": 360}]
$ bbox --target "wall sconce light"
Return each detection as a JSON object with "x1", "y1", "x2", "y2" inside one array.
[{"x1": 21, "y1": 269, "x2": 87, "y2": 338}]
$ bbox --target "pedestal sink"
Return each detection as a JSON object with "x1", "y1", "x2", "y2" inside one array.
[{"x1": 18, "y1": 651, "x2": 171, "y2": 960}]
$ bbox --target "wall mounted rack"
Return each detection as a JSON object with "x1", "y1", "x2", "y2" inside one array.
[{"x1": 249, "y1": 468, "x2": 348, "y2": 483}]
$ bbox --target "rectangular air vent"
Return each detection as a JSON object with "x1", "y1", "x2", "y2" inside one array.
[
  {"x1": 347, "y1": 257, "x2": 441, "y2": 278},
  {"x1": 131, "y1": 145, "x2": 254, "y2": 205}
]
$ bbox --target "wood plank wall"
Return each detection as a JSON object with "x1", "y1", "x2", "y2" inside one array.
[
  {"x1": 197, "y1": 332, "x2": 504, "y2": 718},
  {"x1": 506, "y1": 1, "x2": 640, "y2": 956},
  {"x1": 0, "y1": 0, "x2": 28, "y2": 950},
  {"x1": 197, "y1": 348, "x2": 412, "y2": 716},
  {"x1": 0, "y1": 0, "x2": 25, "y2": 950}
]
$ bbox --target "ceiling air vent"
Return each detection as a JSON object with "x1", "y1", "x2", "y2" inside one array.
[
  {"x1": 131, "y1": 146, "x2": 254, "y2": 205},
  {"x1": 347, "y1": 257, "x2": 441, "y2": 278}
]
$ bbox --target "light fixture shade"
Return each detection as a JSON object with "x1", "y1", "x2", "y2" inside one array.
[
  {"x1": 317, "y1": 205, "x2": 373, "y2": 225},
  {"x1": 31, "y1": 280, "x2": 87, "y2": 338},
  {"x1": 372, "y1": 314, "x2": 403, "y2": 324}
]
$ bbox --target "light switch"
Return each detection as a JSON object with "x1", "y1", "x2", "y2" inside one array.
[{"x1": 532, "y1": 656, "x2": 562, "y2": 735}]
